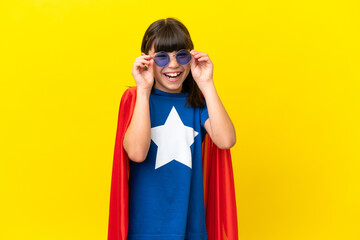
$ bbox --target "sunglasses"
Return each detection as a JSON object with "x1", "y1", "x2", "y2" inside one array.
[{"x1": 152, "y1": 49, "x2": 192, "y2": 67}]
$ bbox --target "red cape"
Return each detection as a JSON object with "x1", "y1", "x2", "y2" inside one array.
[{"x1": 108, "y1": 87, "x2": 238, "y2": 240}]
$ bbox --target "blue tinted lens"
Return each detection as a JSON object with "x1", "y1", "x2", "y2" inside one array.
[
  {"x1": 176, "y1": 49, "x2": 191, "y2": 65},
  {"x1": 154, "y1": 52, "x2": 169, "y2": 67},
  {"x1": 154, "y1": 50, "x2": 191, "y2": 67}
]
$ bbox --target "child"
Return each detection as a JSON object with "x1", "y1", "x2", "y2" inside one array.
[{"x1": 108, "y1": 18, "x2": 238, "y2": 240}]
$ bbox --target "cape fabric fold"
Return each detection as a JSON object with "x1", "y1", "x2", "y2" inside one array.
[{"x1": 108, "y1": 87, "x2": 238, "y2": 240}]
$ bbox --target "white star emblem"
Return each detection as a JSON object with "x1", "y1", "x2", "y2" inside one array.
[{"x1": 151, "y1": 106, "x2": 198, "y2": 169}]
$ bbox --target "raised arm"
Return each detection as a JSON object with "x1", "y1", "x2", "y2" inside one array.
[
  {"x1": 123, "y1": 53, "x2": 154, "y2": 162},
  {"x1": 202, "y1": 83, "x2": 236, "y2": 149},
  {"x1": 190, "y1": 50, "x2": 236, "y2": 149}
]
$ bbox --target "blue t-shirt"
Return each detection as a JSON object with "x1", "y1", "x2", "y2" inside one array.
[{"x1": 127, "y1": 88, "x2": 209, "y2": 240}]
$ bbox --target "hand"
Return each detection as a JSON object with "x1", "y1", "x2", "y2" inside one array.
[
  {"x1": 131, "y1": 54, "x2": 155, "y2": 92},
  {"x1": 190, "y1": 50, "x2": 214, "y2": 90}
]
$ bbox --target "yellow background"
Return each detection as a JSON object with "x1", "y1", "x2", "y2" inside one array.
[{"x1": 1, "y1": 0, "x2": 359, "y2": 239}]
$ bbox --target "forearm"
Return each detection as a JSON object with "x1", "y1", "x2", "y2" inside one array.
[
  {"x1": 123, "y1": 88, "x2": 151, "y2": 162},
  {"x1": 202, "y1": 81, "x2": 236, "y2": 149}
]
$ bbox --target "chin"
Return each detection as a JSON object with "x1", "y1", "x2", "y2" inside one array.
[{"x1": 155, "y1": 75, "x2": 186, "y2": 93}]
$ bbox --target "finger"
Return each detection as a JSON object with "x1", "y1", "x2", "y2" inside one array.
[
  {"x1": 135, "y1": 59, "x2": 151, "y2": 64},
  {"x1": 190, "y1": 52, "x2": 200, "y2": 58},
  {"x1": 136, "y1": 55, "x2": 153, "y2": 61},
  {"x1": 191, "y1": 56, "x2": 201, "y2": 66},
  {"x1": 134, "y1": 62, "x2": 149, "y2": 72},
  {"x1": 193, "y1": 53, "x2": 207, "y2": 58},
  {"x1": 135, "y1": 61, "x2": 151, "y2": 71},
  {"x1": 148, "y1": 59, "x2": 154, "y2": 68},
  {"x1": 144, "y1": 59, "x2": 154, "y2": 71},
  {"x1": 192, "y1": 54, "x2": 204, "y2": 59},
  {"x1": 134, "y1": 61, "x2": 149, "y2": 69},
  {"x1": 190, "y1": 56, "x2": 198, "y2": 69},
  {"x1": 197, "y1": 56, "x2": 209, "y2": 61},
  {"x1": 191, "y1": 50, "x2": 206, "y2": 55}
]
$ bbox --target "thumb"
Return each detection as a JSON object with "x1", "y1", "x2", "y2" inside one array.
[
  {"x1": 190, "y1": 55, "x2": 196, "y2": 71},
  {"x1": 148, "y1": 58, "x2": 154, "y2": 72}
]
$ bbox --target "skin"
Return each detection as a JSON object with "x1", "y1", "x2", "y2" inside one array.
[
  {"x1": 123, "y1": 44, "x2": 236, "y2": 162},
  {"x1": 144, "y1": 47, "x2": 192, "y2": 93}
]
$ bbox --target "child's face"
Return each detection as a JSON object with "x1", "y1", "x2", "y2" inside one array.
[{"x1": 146, "y1": 45, "x2": 191, "y2": 93}]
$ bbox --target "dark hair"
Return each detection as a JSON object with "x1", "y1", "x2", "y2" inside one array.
[{"x1": 141, "y1": 18, "x2": 205, "y2": 108}]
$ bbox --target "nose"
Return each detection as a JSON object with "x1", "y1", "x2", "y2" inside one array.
[{"x1": 167, "y1": 54, "x2": 179, "y2": 68}]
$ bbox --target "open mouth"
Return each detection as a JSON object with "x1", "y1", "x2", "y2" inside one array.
[{"x1": 163, "y1": 72, "x2": 183, "y2": 81}]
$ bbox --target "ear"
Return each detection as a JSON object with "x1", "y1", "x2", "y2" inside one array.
[{"x1": 141, "y1": 52, "x2": 145, "y2": 56}]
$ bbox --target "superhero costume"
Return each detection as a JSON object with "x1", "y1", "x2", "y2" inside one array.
[{"x1": 108, "y1": 87, "x2": 238, "y2": 240}]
